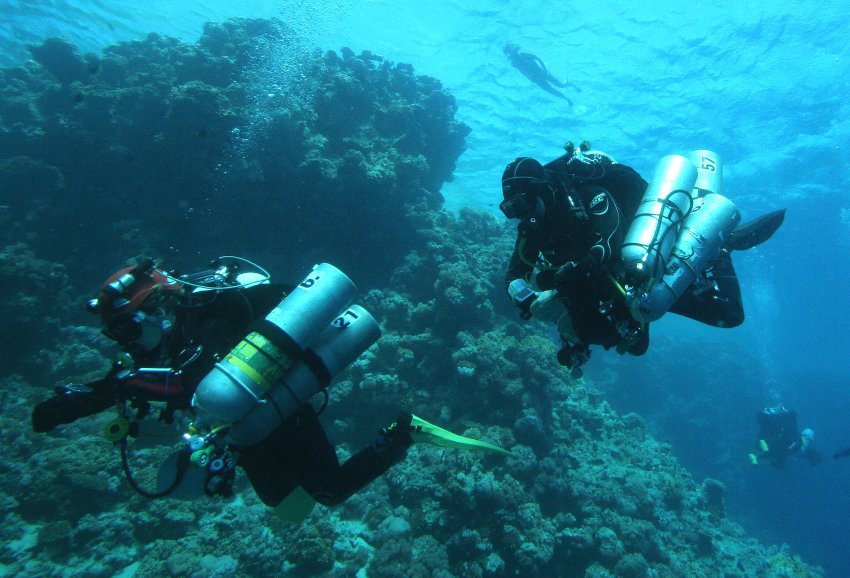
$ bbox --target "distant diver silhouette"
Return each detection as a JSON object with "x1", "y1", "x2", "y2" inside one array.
[{"x1": 503, "y1": 43, "x2": 578, "y2": 105}]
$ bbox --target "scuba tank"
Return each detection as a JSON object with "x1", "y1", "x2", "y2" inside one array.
[
  {"x1": 164, "y1": 263, "x2": 381, "y2": 498},
  {"x1": 191, "y1": 263, "x2": 375, "y2": 428},
  {"x1": 639, "y1": 193, "x2": 740, "y2": 320},
  {"x1": 621, "y1": 155, "x2": 697, "y2": 283},
  {"x1": 688, "y1": 149, "x2": 723, "y2": 198},
  {"x1": 626, "y1": 150, "x2": 741, "y2": 321},
  {"x1": 227, "y1": 304, "x2": 380, "y2": 445}
]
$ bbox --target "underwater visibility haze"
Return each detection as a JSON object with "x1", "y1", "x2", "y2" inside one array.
[{"x1": 0, "y1": 0, "x2": 848, "y2": 576}]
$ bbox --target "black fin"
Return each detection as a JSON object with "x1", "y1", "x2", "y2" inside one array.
[
  {"x1": 727, "y1": 209, "x2": 786, "y2": 251},
  {"x1": 834, "y1": 447, "x2": 850, "y2": 460}
]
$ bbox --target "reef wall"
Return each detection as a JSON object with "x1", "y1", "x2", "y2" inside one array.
[
  {"x1": 0, "y1": 18, "x2": 467, "y2": 288},
  {"x1": 0, "y1": 18, "x2": 821, "y2": 577}
]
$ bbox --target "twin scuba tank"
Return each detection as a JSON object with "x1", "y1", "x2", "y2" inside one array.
[
  {"x1": 621, "y1": 150, "x2": 741, "y2": 322},
  {"x1": 191, "y1": 262, "x2": 381, "y2": 446},
  {"x1": 158, "y1": 262, "x2": 380, "y2": 498}
]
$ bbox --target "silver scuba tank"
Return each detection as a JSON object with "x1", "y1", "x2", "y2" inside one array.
[
  {"x1": 159, "y1": 301, "x2": 382, "y2": 498},
  {"x1": 638, "y1": 193, "x2": 741, "y2": 321},
  {"x1": 687, "y1": 149, "x2": 723, "y2": 198},
  {"x1": 227, "y1": 304, "x2": 381, "y2": 446},
  {"x1": 621, "y1": 155, "x2": 698, "y2": 283},
  {"x1": 191, "y1": 263, "x2": 358, "y2": 427}
]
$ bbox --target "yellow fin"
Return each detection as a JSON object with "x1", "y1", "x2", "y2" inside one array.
[{"x1": 410, "y1": 414, "x2": 512, "y2": 456}]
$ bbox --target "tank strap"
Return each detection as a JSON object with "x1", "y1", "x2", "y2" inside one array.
[
  {"x1": 249, "y1": 318, "x2": 304, "y2": 363},
  {"x1": 248, "y1": 318, "x2": 332, "y2": 386},
  {"x1": 301, "y1": 348, "x2": 332, "y2": 386}
]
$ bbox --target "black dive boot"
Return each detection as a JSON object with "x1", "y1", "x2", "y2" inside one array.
[{"x1": 726, "y1": 209, "x2": 786, "y2": 251}]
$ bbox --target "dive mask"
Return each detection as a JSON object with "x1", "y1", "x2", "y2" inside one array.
[{"x1": 500, "y1": 193, "x2": 538, "y2": 220}]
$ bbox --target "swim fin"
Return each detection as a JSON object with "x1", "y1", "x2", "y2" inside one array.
[
  {"x1": 410, "y1": 414, "x2": 513, "y2": 456},
  {"x1": 273, "y1": 485, "x2": 316, "y2": 524},
  {"x1": 833, "y1": 447, "x2": 850, "y2": 460},
  {"x1": 726, "y1": 209, "x2": 786, "y2": 251}
]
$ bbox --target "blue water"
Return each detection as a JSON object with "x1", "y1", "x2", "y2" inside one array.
[{"x1": 3, "y1": 1, "x2": 849, "y2": 575}]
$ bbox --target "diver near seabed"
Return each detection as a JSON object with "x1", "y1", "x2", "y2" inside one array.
[
  {"x1": 32, "y1": 257, "x2": 510, "y2": 522},
  {"x1": 503, "y1": 42, "x2": 579, "y2": 104},
  {"x1": 501, "y1": 141, "x2": 786, "y2": 376},
  {"x1": 749, "y1": 405, "x2": 821, "y2": 468}
]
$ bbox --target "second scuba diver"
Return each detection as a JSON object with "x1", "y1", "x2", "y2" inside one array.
[
  {"x1": 32, "y1": 256, "x2": 510, "y2": 520},
  {"x1": 749, "y1": 405, "x2": 821, "y2": 468},
  {"x1": 501, "y1": 141, "x2": 786, "y2": 375}
]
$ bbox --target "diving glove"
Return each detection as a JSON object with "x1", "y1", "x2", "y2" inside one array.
[
  {"x1": 554, "y1": 254, "x2": 596, "y2": 293},
  {"x1": 374, "y1": 413, "x2": 415, "y2": 466},
  {"x1": 32, "y1": 379, "x2": 115, "y2": 433},
  {"x1": 556, "y1": 342, "x2": 590, "y2": 378}
]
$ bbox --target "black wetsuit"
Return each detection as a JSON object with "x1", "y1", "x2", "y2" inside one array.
[
  {"x1": 32, "y1": 283, "x2": 401, "y2": 507},
  {"x1": 505, "y1": 155, "x2": 745, "y2": 353},
  {"x1": 504, "y1": 43, "x2": 574, "y2": 103},
  {"x1": 756, "y1": 407, "x2": 820, "y2": 468},
  {"x1": 239, "y1": 404, "x2": 401, "y2": 507}
]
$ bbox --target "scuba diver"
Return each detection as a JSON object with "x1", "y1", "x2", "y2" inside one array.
[
  {"x1": 503, "y1": 42, "x2": 578, "y2": 104},
  {"x1": 501, "y1": 141, "x2": 786, "y2": 375},
  {"x1": 32, "y1": 256, "x2": 509, "y2": 520},
  {"x1": 749, "y1": 405, "x2": 821, "y2": 468}
]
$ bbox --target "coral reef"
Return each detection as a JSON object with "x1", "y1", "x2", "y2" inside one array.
[
  {"x1": 0, "y1": 18, "x2": 468, "y2": 286},
  {"x1": 0, "y1": 18, "x2": 823, "y2": 578}
]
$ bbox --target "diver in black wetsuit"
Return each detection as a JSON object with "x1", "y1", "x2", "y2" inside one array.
[
  {"x1": 500, "y1": 143, "x2": 786, "y2": 373},
  {"x1": 503, "y1": 43, "x2": 578, "y2": 104},
  {"x1": 749, "y1": 405, "x2": 821, "y2": 468},
  {"x1": 31, "y1": 257, "x2": 415, "y2": 509},
  {"x1": 33, "y1": 256, "x2": 510, "y2": 518}
]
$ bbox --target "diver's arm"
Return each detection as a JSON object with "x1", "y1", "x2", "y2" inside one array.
[
  {"x1": 505, "y1": 229, "x2": 537, "y2": 290},
  {"x1": 200, "y1": 282, "x2": 291, "y2": 327},
  {"x1": 32, "y1": 378, "x2": 117, "y2": 433},
  {"x1": 505, "y1": 230, "x2": 541, "y2": 318},
  {"x1": 242, "y1": 283, "x2": 292, "y2": 317}
]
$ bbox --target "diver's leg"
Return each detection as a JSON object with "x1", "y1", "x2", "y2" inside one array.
[
  {"x1": 237, "y1": 409, "x2": 307, "y2": 507},
  {"x1": 237, "y1": 408, "x2": 407, "y2": 507},
  {"x1": 669, "y1": 249, "x2": 744, "y2": 327},
  {"x1": 298, "y1": 413, "x2": 412, "y2": 507}
]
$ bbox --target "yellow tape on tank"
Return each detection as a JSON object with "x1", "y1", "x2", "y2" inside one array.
[{"x1": 223, "y1": 331, "x2": 295, "y2": 393}]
